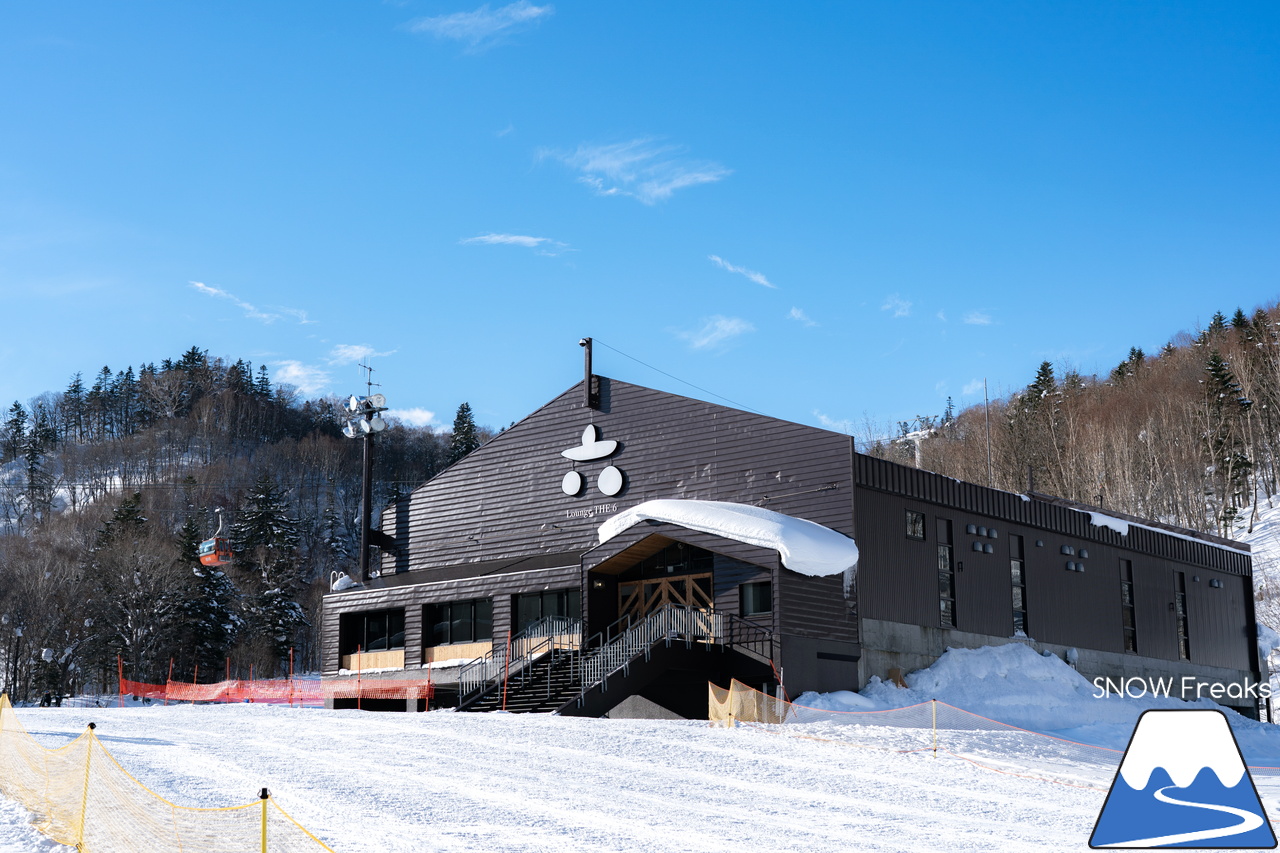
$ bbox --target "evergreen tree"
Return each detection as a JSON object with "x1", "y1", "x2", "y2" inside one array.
[
  {"x1": 2, "y1": 401, "x2": 27, "y2": 463},
  {"x1": 230, "y1": 473, "x2": 307, "y2": 671},
  {"x1": 1203, "y1": 349, "x2": 1253, "y2": 531},
  {"x1": 1231, "y1": 308, "x2": 1250, "y2": 329},
  {"x1": 62, "y1": 373, "x2": 86, "y2": 442},
  {"x1": 448, "y1": 402, "x2": 481, "y2": 465},
  {"x1": 176, "y1": 516, "x2": 241, "y2": 679}
]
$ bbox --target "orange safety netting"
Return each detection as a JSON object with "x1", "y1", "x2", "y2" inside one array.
[{"x1": 120, "y1": 677, "x2": 433, "y2": 705}]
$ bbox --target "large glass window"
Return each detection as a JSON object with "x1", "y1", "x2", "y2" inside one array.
[
  {"x1": 937, "y1": 518, "x2": 955, "y2": 628},
  {"x1": 514, "y1": 589, "x2": 580, "y2": 633},
  {"x1": 426, "y1": 598, "x2": 493, "y2": 646},
  {"x1": 1120, "y1": 560, "x2": 1137, "y2": 653},
  {"x1": 740, "y1": 581, "x2": 772, "y2": 618},
  {"x1": 1010, "y1": 534, "x2": 1027, "y2": 635},
  {"x1": 906, "y1": 510, "x2": 926, "y2": 540},
  {"x1": 1175, "y1": 571, "x2": 1190, "y2": 660},
  {"x1": 340, "y1": 609, "x2": 405, "y2": 656}
]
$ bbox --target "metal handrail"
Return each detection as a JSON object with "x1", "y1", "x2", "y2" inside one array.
[
  {"x1": 457, "y1": 615, "x2": 582, "y2": 701},
  {"x1": 565, "y1": 604, "x2": 778, "y2": 709}
]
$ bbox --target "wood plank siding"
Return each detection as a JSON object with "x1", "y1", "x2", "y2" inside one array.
[{"x1": 379, "y1": 378, "x2": 855, "y2": 577}]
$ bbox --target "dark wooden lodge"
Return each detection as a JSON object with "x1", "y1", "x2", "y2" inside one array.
[{"x1": 322, "y1": 372, "x2": 1264, "y2": 718}]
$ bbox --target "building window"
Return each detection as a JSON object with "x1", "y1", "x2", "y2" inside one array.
[
  {"x1": 937, "y1": 518, "x2": 955, "y2": 628},
  {"x1": 339, "y1": 609, "x2": 405, "y2": 656},
  {"x1": 1175, "y1": 571, "x2": 1190, "y2": 660},
  {"x1": 426, "y1": 599, "x2": 493, "y2": 646},
  {"x1": 906, "y1": 510, "x2": 926, "y2": 540},
  {"x1": 1010, "y1": 534, "x2": 1027, "y2": 635},
  {"x1": 740, "y1": 581, "x2": 772, "y2": 618},
  {"x1": 514, "y1": 588, "x2": 581, "y2": 633},
  {"x1": 1119, "y1": 560, "x2": 1137, "y2": 653}
]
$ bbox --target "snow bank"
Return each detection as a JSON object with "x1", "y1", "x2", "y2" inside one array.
[
  {"x1": 811, "y1": 643, "x2": 1280, "y2": 759},
  {"x1": 599, "y1": 499, "x2": 858, "y2": 582}
]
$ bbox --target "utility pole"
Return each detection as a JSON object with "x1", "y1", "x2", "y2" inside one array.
[{"x1": 342, "y1": 364, "x2": 388, "y2": 582}]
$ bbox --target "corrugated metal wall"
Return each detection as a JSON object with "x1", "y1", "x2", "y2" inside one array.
[{"x1": 854, "y1": 454, "x2": 1254, "y2": 671}]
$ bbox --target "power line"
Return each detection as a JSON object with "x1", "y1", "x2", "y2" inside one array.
[{"x1": 592, "y1": 339, "x2": 768, "y2": 416}]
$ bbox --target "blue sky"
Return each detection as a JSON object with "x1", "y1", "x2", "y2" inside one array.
[{"x1": 1, "y1": 2, "x2": 1276, "y2": 439}]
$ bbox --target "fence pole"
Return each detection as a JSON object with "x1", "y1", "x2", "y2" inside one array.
[
  {"x1": 356, "y1": 645, "x2": 361, "y2": 712},
  {"x1": 78, "y1": 723, "x2": 97, "y2": 848},
  {"x1": 226, "y1": 657, "x2": 231, "y2": 704},
  {"x1": 259, "y1": 788, "x2": 270, "y2": 853},
  {"x1": 502, "y1": 631, "x2": 512, "y2": 712},
  {"x1": 932, "y1": 700, "x2": 937, "y2": 758},
  {"x1": 192, "y1": 663, "x2": 198, "y2": 706},
  {"x1": 289, "y1": 647, "x2": 295, "y2": 708},
  {"x1": 165, "y1": 658, "x2": 174, "y2": 706},
  {"x1": 116, "y1": 655, "x2": 123, "y2": 708}
]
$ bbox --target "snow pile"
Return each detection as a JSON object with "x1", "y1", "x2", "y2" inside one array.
[
  {"x1": 1259, "y1": 623, "x2": 1280, "y2": 661},
  {"x1": 798, "y1": 643, "x2": 1280, "y2": 760},
  {"x1": 599, "y1": 499, "x2": 859, "y2": 581}
]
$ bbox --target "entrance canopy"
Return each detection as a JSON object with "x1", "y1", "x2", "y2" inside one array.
[{"x1": 598, "y1": 499, "x2": 859, "y2": 586}]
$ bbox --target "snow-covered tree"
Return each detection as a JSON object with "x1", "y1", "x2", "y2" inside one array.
[
  {"x1": 230, "y1": 473, "x2": 307, "y2": 673},
  {"x1": 448, "y1": 402, "x2": 481, "y2": 466}
]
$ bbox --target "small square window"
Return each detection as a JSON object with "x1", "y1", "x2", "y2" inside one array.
[
  {"x1": 906, "y1": 511, "x2": 926, "y2": 540},
  {"x1": 741, "y1": 581, "x2": 773, "y2": 617}
]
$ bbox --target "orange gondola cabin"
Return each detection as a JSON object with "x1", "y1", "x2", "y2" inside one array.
[{"x1": 197, "y1": 537, "x2": 232, "y2": 567}]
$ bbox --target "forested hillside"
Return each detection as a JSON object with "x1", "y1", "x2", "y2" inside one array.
[
  {"x1": 868, "y1": 305, "x2": 1279, "y2": 542},
  {"x1": 0, "y1": 347, "x2": 486, "y2": 701}
]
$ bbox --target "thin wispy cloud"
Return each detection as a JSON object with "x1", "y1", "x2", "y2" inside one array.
[
  {"x1": 964, "y1": 311, "x2": 993, "y2": 326},
  {"x1": 709, "y1": 255, "x2": 775, "y2": 289},
  {"x1": 386, "y1": 407, "x2": 438, "y2": 428},
  {"x1": 461, "y1": 233, "x2": 570, "y2": 255},
  {"x1": 881, "y1": 294, "x2": 912, "y2": 318},
  {"x1": 963, "y1": 379, "x2": 985, "y2": 396},
  {"x1": 272, "y1": 361, "x2": 330, "y2": 395},
  {"x1": 544, "y1": 139, "x2": 731, "y2": 204},
  {"x1": 329, "y1": 344, "x2": 397, "y2": 365},
  {"x1": 189, "y1": 281, "x2": 312, "y2": 325},
  {"x1": 814, "y1": 410, "x2": 854, "y2": 434},
  {"x1": 678, "y1": 316, "x2": 754, "y2": 350},
  {"x1": 788, "y1": 307, "x2": 817, "y2": 327},
  {"x1": 937, "y1": 311, "x2": 948, "y2": 322},
  {"x1": 403, "y1": 1, "x2": 552, "y2": 50}
]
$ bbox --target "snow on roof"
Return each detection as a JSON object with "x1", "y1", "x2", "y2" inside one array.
[
  {"x1": 598, "y1": 499, "x2": 859, "y2": 585},
  {"x1": 1083, "y1": 509, "x2": 1249, "y2": 555}
]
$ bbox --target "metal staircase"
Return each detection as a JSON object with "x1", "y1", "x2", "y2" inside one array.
[{"x1": 456, "y1": 605, "x2": 773, "y2": 717}]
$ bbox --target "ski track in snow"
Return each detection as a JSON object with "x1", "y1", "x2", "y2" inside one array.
[{"x1": 0, "y1": 704, "x2": 1134, "y2": 853}]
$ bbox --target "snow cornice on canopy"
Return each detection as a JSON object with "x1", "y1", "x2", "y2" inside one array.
[{"x1": 598, "y1": 499, "x2": 860, "y2": 590}]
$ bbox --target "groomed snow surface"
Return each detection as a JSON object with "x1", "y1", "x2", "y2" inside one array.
[{"x1": 7, "y1": 642, "x2": 1280, "y2": 852}]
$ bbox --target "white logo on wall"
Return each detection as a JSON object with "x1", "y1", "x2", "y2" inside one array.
[{"x1": 561, "y1": 424, "x2": 625, "y2": 497}]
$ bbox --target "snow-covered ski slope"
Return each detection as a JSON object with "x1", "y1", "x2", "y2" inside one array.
[
  {"x1": 9, "y1": 644, "x2": 1280, "y2": 853},
  {"x1": 0, "y1": 702, "x2": 1123, "y2": 852}
]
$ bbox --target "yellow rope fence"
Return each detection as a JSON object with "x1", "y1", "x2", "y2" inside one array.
[{"x1": 0, "y1": 694, "x2": 335, "y2": 852}]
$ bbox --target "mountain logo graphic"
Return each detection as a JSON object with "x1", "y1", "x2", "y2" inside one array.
[{"x1": 1090, "y1": 709, "x2": 1276, "y2": 848}]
